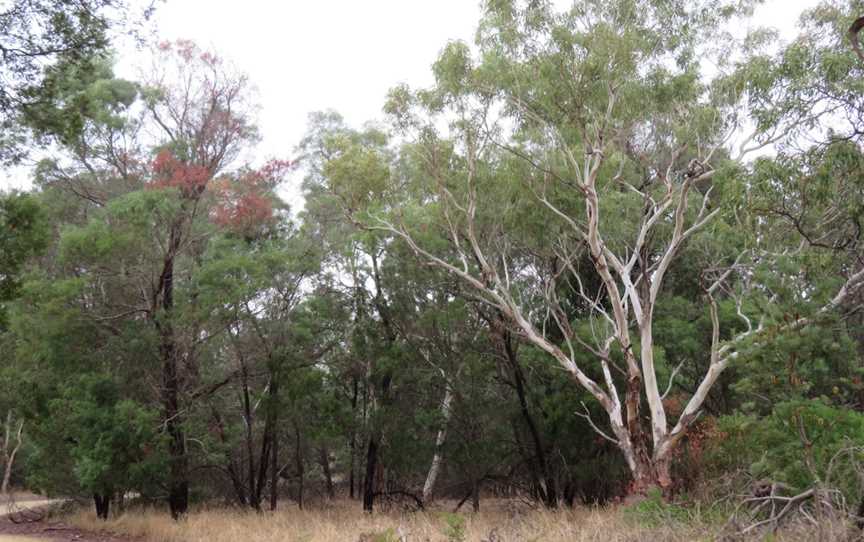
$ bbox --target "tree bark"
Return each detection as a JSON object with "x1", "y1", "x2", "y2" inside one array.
[
  {"x1": 471, "y1": 478, "x2": 481, "y2": 512},
  {"x1": 157, "y1": 224, "x2": 188, "y2": 520},
  {"x1": 422, "y1": 381, "x2": 453, "y2": 504},
  {"x1": 349, "y1": 377, "x2": 358, "y2": 500},
  {"x1": 319, "y1": 446, "x2": 334, "y2": 500},
  {"x1": 269, "y1": 378, "x2": 280, "y2": 511},
  {"x1": 94, "y1": 493, "x2": 110, "y2": 520},
  {"x1": 1, "y1": 414, "x2": 23, "y2": 495},
  {"x1": 489, "y1": 313, "x2": 558, "y2": 507},
  {"x1": 294, "y1": 422, "x2": 304, "y2": 510},
  {"x1": 362, "y1": 436, "x2": 380, "y2": 512},
  {"x1": 240, "y1": 358, "x2": 260, "y2": 511}
]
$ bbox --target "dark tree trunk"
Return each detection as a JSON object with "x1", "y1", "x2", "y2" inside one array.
[
  {"x1": 621, "y1": 372, "x2": 673, "y2": 499},
  {"x1": 94, "y1": 493, "x2": 110, "y2": 520},
  {"x1": 492, "y1": 312, "x2": 557, "y2": 508},
  {"x1": 361, "y1": 252, "x2": 396, "y2": 514},
  {"x1": 857, "y1": 494, "x2": 864, "y2": 529},
  {"x1": 471, "y1": 479, "x2": 481, "y2": 512},
  {"x1": 269, "y1": 377, "x2": 280, "y2": 511},
  {"x1": 362, "y1": 436, "x2": 380, "y2": 512},
  {"x1": 240, "y1": 359, "x2": 260, "y2": 511},
  {"x1": 349, "y1": 377, "x2": 358, "y2": 500},
  {"x1": 294, "y1": 422, "x2": 304, "y2": 510},
  {"x1": 157, "y1": 225, "x2": 188, "y2": 520}
]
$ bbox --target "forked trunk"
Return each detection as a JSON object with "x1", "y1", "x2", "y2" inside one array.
[
  {"x1": 94, "y1": 493, "x2": 110, "y2": 520},
  {"x1": 629, "y1": 455, "x2": 673, "y2": 498},
  {"x1": 619, "y1": 372, "x2": 674, "y2": 499}
]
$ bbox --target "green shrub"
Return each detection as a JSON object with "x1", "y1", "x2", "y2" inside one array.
[
  {"x1": 709, "y1": 399, "x2": 864, "y2": 502},
  {"x1": 440, "y1": 512, "x2": 466, "y2": 542},
  {"x1": 623, "y1": 487, "x2": 692, "y2": 527}
]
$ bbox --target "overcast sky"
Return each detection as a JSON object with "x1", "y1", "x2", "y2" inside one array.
[{"x1": 1, "y1": 0, "x2": 820, "y2": 195}]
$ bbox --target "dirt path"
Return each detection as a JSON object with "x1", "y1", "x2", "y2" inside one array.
[
  {"x1": 0, "y1": 500, "x2": 140, "y2": 542},
  {"x1": 0, "y1": 518, "x2": 136, "y2": 542}
]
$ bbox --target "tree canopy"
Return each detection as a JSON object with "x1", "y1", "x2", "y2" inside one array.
[{"x1": 2, "y1": 0, "x2": 864, "y2": 537}]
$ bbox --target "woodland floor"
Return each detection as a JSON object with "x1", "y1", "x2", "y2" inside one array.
[
  {"x1": 0, "y1": 495, "x2": 855, "y2": 541},
  {"x1": 0, "y1": 495, "x2": 137, "y2": 542}
]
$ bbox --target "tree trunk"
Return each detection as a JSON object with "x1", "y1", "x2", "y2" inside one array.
[
  {"x1": 270, "y1": 376, "x2": 279, "y2": 510},
  {"x1": 319, "y1": 446, "x2": 334, "y2": 499},
  {"x1": 349, "y1": 377, "x2": 358, "y2": 500},
  {"x1": 1, "y1": 414, "x2": 23, "y2": 495},
  {"x1": 94, "y1": 493, "x2": 110, "y2": 520},
  {"x1": 240, "y1": 360, "x2": 260, "y2": 511},
  {"x1": 361, "y1": 251, "x2": 395, "y2": 514},
  {"x1": 491, "y1": 313, "x2": 557, "y2": 507},
  {"x1": 362, "y1": 436, "x2": 380, "y2": 512},
  {"x1": 617, "y1": 368, "x2": 674, "y2": 498},
  {"x1": 627, "y1": 450, "x2": 673, "y2": 499},
  {"x1": 294, "y1": 422, "x2": 304, "y2": 510},
  {"x1": 471, "y1": 478, "x2": 481, "y2": 512},
  {"x1": 422, "y1": 381, "x2": 453, "y2": 504},
  {"x1": 157, "y1": 225, "x2": 188, "y2": 520}
]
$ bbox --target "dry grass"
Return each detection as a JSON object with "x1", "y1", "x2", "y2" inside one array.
[
  {"x1": 66, "y1": 498, "x2": 856, "y2": 542},
  {"x1": 0, "y1": 536, "x2": 53, "y2": 542},
  {"x1": 67, "y1": 499, "x2": 711, "y2": 542}
]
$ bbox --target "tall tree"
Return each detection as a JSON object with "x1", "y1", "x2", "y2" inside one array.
[{"x1": 339, "y1": 0, "x2": 864, "y2": 495}]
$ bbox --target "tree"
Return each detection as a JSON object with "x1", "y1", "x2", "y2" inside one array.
[
  {"x1": 0, "y1": 0, "x2": 154, "y2": 161},
  {"x1": 16, "y1": 41, "x2": 269, "y2": 518},
  {"x1": 329, "y1": 0, "x2": 864, "y2": 495}
]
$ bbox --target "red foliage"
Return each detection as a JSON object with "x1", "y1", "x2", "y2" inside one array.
[
  {"x1": 211, "y1": 159, "x2": 292, "y2": 236},
  {"x1": 213, "y1": 191, "x2": 273, "y2": 230},
  {"x1": 149, "y1": 150, "x2": 211, "y2": 198}
]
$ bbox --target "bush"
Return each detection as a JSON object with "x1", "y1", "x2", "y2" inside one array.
[{"x1": 709, "y1": 399, "x2": 864, "y2": 503}]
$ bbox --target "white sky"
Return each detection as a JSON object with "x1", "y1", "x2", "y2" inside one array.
[{"x1": 0, "y1": 0, "x2": 820, "y2": 200}]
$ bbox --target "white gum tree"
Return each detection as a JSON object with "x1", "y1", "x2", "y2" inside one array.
[{"x1": 327, "y1": 0, "x2": 864, "y2": 494}]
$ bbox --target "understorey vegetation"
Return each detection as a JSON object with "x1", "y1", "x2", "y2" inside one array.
[{"x1": 2, "y1": 0, "x2": 864, "y2": 539}]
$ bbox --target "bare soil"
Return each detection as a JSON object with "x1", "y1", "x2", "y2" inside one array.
[{"x1": 0, "y1": 499, "x2": 139, "y2": 542}]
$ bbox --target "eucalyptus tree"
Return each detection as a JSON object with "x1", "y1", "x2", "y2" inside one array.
[
  {"x1": 193, "y1": 224, "x2": 333, "y2": 511},
  {"x1": 340, "y1": 0, "x2": 864, "y2": 495},
  {"x1": 17, "y1": 41, "x2": 279, "y2": 517},
  {"x1": 300, "y1": 112, "x2": 506, "y2": 510},
  {"x1": 0, "y1": 0, "x2": 155, "y2": 162}
]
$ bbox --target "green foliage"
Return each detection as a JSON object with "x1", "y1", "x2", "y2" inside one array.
[
  {"x1": 623, "y1": 487, "x2": 691, "y2": 527},
  {"x1": 0, "y1": 192, "x2": 49, "y2": 327},
  {"x1": 359, "y1": 528, "x2": 399, "y2": 542},
  {"x1": 27, "y1": 374, "x2": 167, "y2": 498},
  {"x1": 711, "y1": 399, "x2": 864, "y2": 502},
  {"x1": 0, "y1": 0, "x2": 153, "y2": 161},
  {"x1": 22, "y1": 55, "x2": 138, "y2": 147},
  {"x1": 64, "y1": 375, "x2": 166, "y2": 495},
  {"x1": 6, "y1": 0, "x2": 864, "y2": 522},
  {"x1": 439, "y1": 512, "x2": 467, "y2": 542}
]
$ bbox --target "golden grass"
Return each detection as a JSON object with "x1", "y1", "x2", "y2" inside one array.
[
  {"x1": 0, "y1": 536, "x2": 53, "y2": 542},
  {"x1": 67, "y1": 499, "x2": 712, "y2": 542},
  {"x1": 66, "y1": 498, "x2": 852, "y2": 542}
]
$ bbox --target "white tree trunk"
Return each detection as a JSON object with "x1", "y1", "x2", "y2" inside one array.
[
  {"x1": 422, "y1": 382, "x2": 454, "y2": 504},
  {"x1": 1, "y1": 413, "x2": 23, "y2": 495}
]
